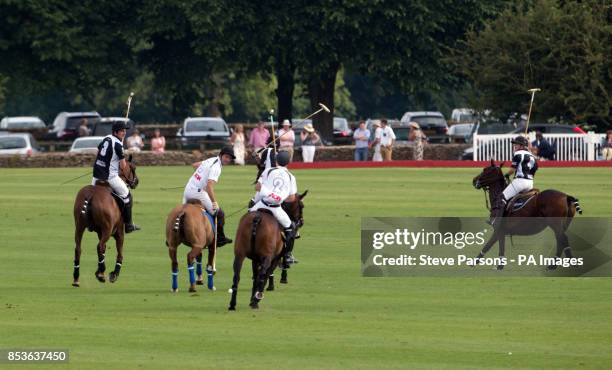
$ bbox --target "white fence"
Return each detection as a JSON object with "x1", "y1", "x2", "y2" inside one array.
[{"x1": 473, "y1": 132, "x2": 606, "y2": 161}]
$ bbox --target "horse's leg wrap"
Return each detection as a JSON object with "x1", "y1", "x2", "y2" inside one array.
[
  {"x1": 206, "y1": 265, "x2": 214, "y2": 290},
  {"x1": 171, "y1": 267, "x2": 179, "y2": 291},
  {"x1": 196, "y1": 254, "x2": 203, "y2": 276},
  {"x1": 187, "y1": 263, "x2": 196, "y2": 285}
]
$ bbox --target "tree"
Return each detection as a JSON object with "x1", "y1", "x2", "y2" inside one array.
[{"x1": 456, "y1": 0, "x2": 611, "y2": 125}]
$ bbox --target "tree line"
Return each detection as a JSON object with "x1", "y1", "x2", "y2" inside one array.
[{"x1": 0, "y1": 0, "x2": 609, "y2": 138}]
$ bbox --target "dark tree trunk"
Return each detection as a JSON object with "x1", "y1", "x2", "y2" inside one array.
[
  {"x1": 275, "y1": 60, "x2": 295, "y2": 123},
  {"x1": 308, "y1": 62, "x2": 339, "y2": 142}
]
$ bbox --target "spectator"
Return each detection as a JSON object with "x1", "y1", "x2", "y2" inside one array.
[
  {"x1": 230, "y1": 124, "x2": 246, "y2": 165},
  {"x1": 353, "y1": 120, "x2": 370, "y2": 161},
  {"x1": 408, "y1": 122, "x2": 427, "y2": 160},
  {"x1": 126, "y1": 129, "x2": 144, "y2": 153},
  {"x1": 300, "y1": 124, "x2": 320, "y2": 163},
  {"x1": 78, "y1": 119, "x2": 90, "y2": 137},
  {"x1": 531, "y1": 131, "x2": 556, "y2": 160},
  {"x1": 278, "y1": 119, "x2": 295, "y2": 161},
  {"x1": 602, "y1": 130, "x2": 612, "y2": 160},
  {"x1": 379, "y1": 119, "x2": 396, "y2": 161},
  {"x1": 248, "y1": 121, "x2": 270, "y2": 152},
  {"x1": 371, "y1": 121, "x2": 383, "y2": 162},
  {"x1": 151, "y1": 129, "x2": 166, "y2": 154}
]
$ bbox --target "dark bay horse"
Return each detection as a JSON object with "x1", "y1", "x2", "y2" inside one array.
[
  {"x1": 228, "y1": 191, "x2": 307, "y2": 310},
  {"x1": 165, "y1": 200, "x2": 217, "y2": 293},
  {"x1": 473, "y1": 160, "x2": 582, "y2": 270},
  {"x1": 72, "y1": 155, "x2": 138, "y2": 286}
]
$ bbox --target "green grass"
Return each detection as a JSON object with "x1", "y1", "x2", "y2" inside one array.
[{"x1": 0, "y1": 166, "x2": 611, "y2": 369}]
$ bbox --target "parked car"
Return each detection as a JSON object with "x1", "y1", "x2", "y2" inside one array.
[
  {"x1": 447, "y1": 123, "x2": 475, "y2": 143},
  {"x1": 450, "y1": 108, "x2": 476, "y2": 124},
  {"x1": 333, "y1": 117, "x2": 353, "y2": 145},
  {"x1": 49, "y1": 112, "x2": 101, "y2": 140},
  {"x1": 69, "y1": 136, "x2": 105, "y2": 154},
  {"x1": 177, "y1": 117, "x2": 230, "y2": 149},
  {"x1": 400, "y1": 111, "x2": 449, "y2": 143},
  {"x1": 0, "y1": 133, "x2": 41, "y2": 156},
  {"x1": 0, "y1": 116, "x2": 48, "y2": 139},
  {"x1": 93, "y1": 117, "x2": 136, "y2": 137},
  {"x1": 461, "y1": 123, "x2": 586, "y2": 160}
]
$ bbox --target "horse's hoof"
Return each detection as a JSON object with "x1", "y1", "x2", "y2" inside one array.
[
  {"x1": 109, "y1": 272, "x2": 119, "y2": 283},
  {"x1": 249, "y1": 303, "x2": 259, "y2": 310},
  {"x1": 72, "y1": 281, "x2": 80, "y2": 287},
  {"x1": 280, "y1": 278, "x2": 288, "y2": 284},
  {"x1": 189, "y1": 286, "x2": 197, "y2": 293},
  {"x1": 228, "y1": 306, "x2": 236, "y2": 311},
  {"x1": 171, "y1": 288, "x2": 178, "y2": 293},
  {"x1": 547, "y1": 264, "x2": 558, "y2": 271},
  {"x1": 497, "y1": 265, "x2": 504, "y2": 271},
  {"x1": 95, "y1": 273, "x2": 105, "y2": 283},
  {"x1": 266, "y1": 285, "x2": 275, "y2": 291},
  {"x1": 196, "y1": 280, "x2": 204, "y2": 286}
]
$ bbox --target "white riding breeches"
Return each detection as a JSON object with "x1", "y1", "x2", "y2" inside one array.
[
  {"x1": 183, "y1": 188, "x2": 213, "y2": 213},
  {"x1": 502, "y1": 178, "x2": 533, "y2": 201},
  {"x1": 249, "y1": 201, "x2": 291, "y2": 228},
  {"x1": 92, "y1": 176, "x2": 129, "y2": 203}
]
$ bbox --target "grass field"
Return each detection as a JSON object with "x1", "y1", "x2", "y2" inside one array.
[{"x1": 1, "y1": 165, "x2": 611, "y2": 369}]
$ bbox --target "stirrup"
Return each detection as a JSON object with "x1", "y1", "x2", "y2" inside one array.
[{"x1": 125, "y1": 224, "x2": 141, "y2": 233}]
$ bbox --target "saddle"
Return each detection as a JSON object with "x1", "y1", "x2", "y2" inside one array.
[
  {"x1": 506, "y1": 188, "x2": 539, "y2": 213},
  {"x1": 93, "y1": 181, "x2": 125, "y2": 211}
]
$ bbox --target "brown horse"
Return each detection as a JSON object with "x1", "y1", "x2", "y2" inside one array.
[
  {"x1": 72, "y1": 155, "x2": 139, "y2": 286},
  {"x1": 228, "y1": 191, "x2": 307, "y2": 310},
  {"x1": 165, "y1": 200, "x2": 217, "y2": 293},
  {"x1": 473, "y1": 160, "x2": 582, "y2": 270}
]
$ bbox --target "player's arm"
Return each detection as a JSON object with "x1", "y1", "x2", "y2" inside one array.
[{"x1": 206, "y1": 179, "x2": 217, "y2": 203}]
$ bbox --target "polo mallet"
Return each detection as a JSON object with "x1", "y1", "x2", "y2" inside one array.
[
  {"x1": 524, "y1": 88, "x2": 540, "y2": 135},
  {"x1": 269, "y1": 109, "x2": 277, "y2": 156},
  {"x1": 125, "y1": 92, "x2": 135, "y2": 120},
  {"x1": 269, "y1": 103, "x2": 330, "y2": 148},
  {"x1": 208, "y1": 212, "x2": 218, "y2": 290},
  {"x1": 59, "y1": 171, "x2": 91, "y2": 185}
]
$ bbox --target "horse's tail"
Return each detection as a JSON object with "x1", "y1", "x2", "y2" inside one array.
[
  {"x1": 80, "y1": 194, "x2": 94, "y2": 230},
  {"x1": 250, "y1": 212, "x2": 262, "y2": 253},
  {"x1": 567, "y1": 195, "x2": 582, "y2": 215},
  {"x1": 173, "y1": 210, "x2": 186, "y2": 235}
]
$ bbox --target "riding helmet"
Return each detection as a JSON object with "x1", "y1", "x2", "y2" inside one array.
[
  {"x1": 112, "y1": 121, "x2": 130, "y2": 132},
  {"x1": 276, "y1": 150, "x2": 290, "y2": 166},
  {"x1": 219, "y1": 146, "x2": 236, "y2": 159},
  {"x1": 511, "y1": 135, "x2": 529, "y2": 147}
]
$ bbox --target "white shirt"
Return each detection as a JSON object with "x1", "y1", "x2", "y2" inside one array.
[
  {"x1": 380, "y1": 126, "x2": 396, "y2": 146},
  {"x1": 185, "y1": 156, "x2": 222, "y2": 192},
  {"x1": 257, "y1": 167, "x2": 297, "y2": 205}
]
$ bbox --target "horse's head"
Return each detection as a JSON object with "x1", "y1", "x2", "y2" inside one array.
[
  {"x1": 120, "y1": 154, "x2": 139, "y2": 189},
  {"x1": 473, "y1": 159, "x2": 504, "y2": 189},
  {"x1": 283, "y1": 190, "x2": 308, "y2": 229}
]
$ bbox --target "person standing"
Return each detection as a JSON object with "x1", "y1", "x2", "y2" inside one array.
[
  {"x1": 379, "y1": 119, "x2": 396, "y2": 161},
  {"x1": 126, "y1": 129, "x2": 144, "y2": 153},
  {"x1": 248, "y1": 121, "x2": 270, "y2": 152},
  {"x1": 78, "y1": 119, "x2": 91, "y2": 137},
  {"x1": 151, "y1": 129, "x2": 166, "y2": 154},
  {"x1": 371, "y1": 121, "x2": 383, "y2": 162},
  {"x1": 408, "y1": 122, "x2": 426, "y2": 160},
  {"x1": 230, "y1": 124, "x2": 246, "y2": 165},
  {"x1": 602, "y1": 130, "x2": 612, "y2": 160},
  {"x1": 278, "y1": 120, "x2": 295, "y2": 161},
  {"x1": 531, "y1": 130, "x2": 555, "y2": 160},
  {"x1": 300, "y1": 124, "x2": 320, "y2": 163},
  {"x1": 353, "y1": 120, "x2": 370, "y2": 161}
]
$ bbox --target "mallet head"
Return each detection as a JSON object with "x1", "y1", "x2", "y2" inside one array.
[
  {"x1": 527, "y1": 88, "x2": 541, "y2": 93},
  {"x1": 318, "y1": 103, "x2": 330, "y2": 113}
]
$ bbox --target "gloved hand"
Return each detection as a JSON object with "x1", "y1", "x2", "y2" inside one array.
[
  {"x1": 247, "y1": 199, "x2": 255, "y2": 209},
  {"x1": 504, "y1": 174, "x2": 511, "y2": 182},
  {"x1": 212, "y1": 201, "x2": 219, "y2": 212}
]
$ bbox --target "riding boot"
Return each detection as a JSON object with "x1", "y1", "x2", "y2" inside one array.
[
  {"x1": 282, "y1": 222, "x2": 298, "y2": 269},
  {"x1": 123, "y1": 194, "x2": 140, "y2": 233},
  {"x1": 215, "y1": 209, "x2": 232, "y2": 247},
  {"x1": 486, "y1": 196, "x2": 506, "y2": 228}
]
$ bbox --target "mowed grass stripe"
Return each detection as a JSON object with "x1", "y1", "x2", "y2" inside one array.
[{"x1": 0, "y1": 166, "x2": 611, "y2": 369}]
